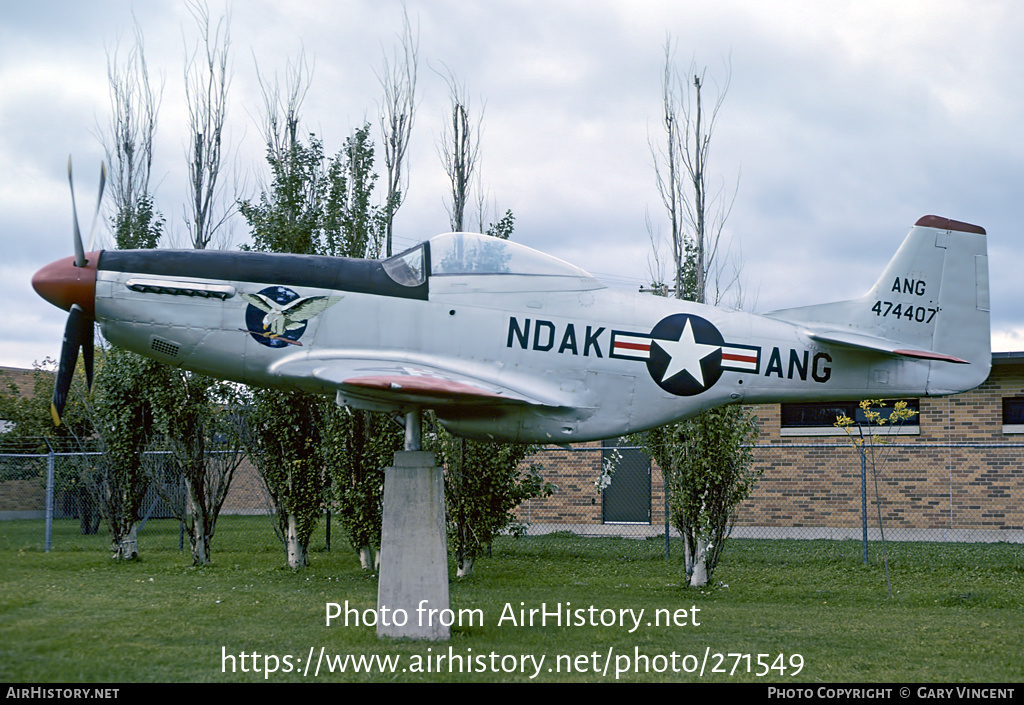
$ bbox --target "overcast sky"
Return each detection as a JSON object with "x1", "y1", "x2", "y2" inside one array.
[{"x1": 2, "y1": 0, "x2": 1022, "y2": 369}]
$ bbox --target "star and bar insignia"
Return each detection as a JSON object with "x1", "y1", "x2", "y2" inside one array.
[{"x1": 610, "y1": 313, "x2": 760, "y2": 396}]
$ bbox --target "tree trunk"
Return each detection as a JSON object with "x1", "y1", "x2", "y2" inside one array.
[
  {"x1": 113, "y1": 523, "x2": 139, "y2": 560},
  {"x1": 78, "y1": 489, "x2": 100, "y2": 535},
  {"x1": 188, "y1": 487, "x2": 213, "y2": 566},
  {"x1": 286, "y1": 513, "x2": 307, "y2": 568},
  {"x1": 357, "y1": 546, "x2": 382, "y2": 571},
  {"x1": 456, "y1": 555, "x2": 474, "y2": 579},
  {"x1": 192, "y1": 534, "x2": 210, "y2": 566},
  {"x1": 689, "y1": 538, "x2": 709, "y2": 587}
]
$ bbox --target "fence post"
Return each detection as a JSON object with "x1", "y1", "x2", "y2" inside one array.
[
  {"x1": 664, "y1": 490, "x2": 670, "y2": 561},
  {"x1": 180, "y1": 475, "x2": 186, "y2": 552},
  {"x1": 45, "y1": 445, "x2": 55, "y2": 552},
  {"x1": 860, "y1": 449, "x2": 868, "y2": 565}
]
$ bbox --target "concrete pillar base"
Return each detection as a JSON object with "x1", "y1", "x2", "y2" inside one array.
[{"x1": 376, "y1": 450, "x2": 450, "y2": 640}]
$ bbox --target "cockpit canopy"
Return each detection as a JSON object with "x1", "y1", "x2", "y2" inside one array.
[
  {"x1": 429, "y1": 232, "x2": 593, "y2": 278},
  {"x1": 381, "y1": 231, "x2": 594, "y2": 288}
]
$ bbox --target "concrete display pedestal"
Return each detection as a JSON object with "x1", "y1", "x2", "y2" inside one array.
[{"x1": 376, "y1": 450, "x2": 450, "y2": 640}]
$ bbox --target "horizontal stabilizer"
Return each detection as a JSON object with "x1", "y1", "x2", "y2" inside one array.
[{"x1": 805, "y1": 329, "x2": 968, "y2": 364}]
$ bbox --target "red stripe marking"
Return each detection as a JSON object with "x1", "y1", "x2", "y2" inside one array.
[
  {"x1": 344, "y1": 376, "x2": 504, "y2": 397},
  {"x1": 614, "y1": 341, "x2": 650, "y2": 351},
  {"x1": 722, "y1": 352, "x2": 757, "y2": 363},
  {"x1": 914, "y1": 215, "x2": 985, "y2": 235},
  {"x1": 893, "y1": 349, "x2": 968, "y2": 364}
]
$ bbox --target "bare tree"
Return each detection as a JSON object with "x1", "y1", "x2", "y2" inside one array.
[
  {"x1": 254, "y1": 52, "x2": 312, "y2": 169},
  {"x1": 378, "y1": 7, "x2": 418, "y2": 256},
  {"x1": 183, "y1": 0, "x2": 232, "y2": 250},
  {"x1": 651, "y1": 40, "x2": 737, "y2": 305},
  {"x1": 437, "y1": 70, "x2": 481, "y2": 232},
  {"x1": 102, "y1": 19, "x2": 164, "y2": 250}
]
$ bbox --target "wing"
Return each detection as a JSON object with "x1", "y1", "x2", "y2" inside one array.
[
  {"x1": 240, "y1": 292, "x2": 276, "y2": 313},
  {"x1": 270, "y1": 352, "x2": 568, "y2": 413},
  {"x1": 281, "y1": 295, "x2": 344, "y2": 323}
]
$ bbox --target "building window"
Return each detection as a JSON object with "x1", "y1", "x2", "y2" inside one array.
[
  {"x1": 1001, "y1": 398, "x2": 1024, "y2": 434},
  {"x1": 780, "y1": 399, "x2": 920, "y2": 436}
]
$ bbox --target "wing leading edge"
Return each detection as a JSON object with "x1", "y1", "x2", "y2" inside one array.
[
  {"x1": 339, "y1": 372, "x2": 541, "y2": 408},
  {"x1": 268, "y1": 352, "x2": 567, "y2": 412}
]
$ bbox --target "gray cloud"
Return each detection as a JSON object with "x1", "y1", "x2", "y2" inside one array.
[{"x1": 4, "y1": 0, "x2": 1022, "y2": 368}]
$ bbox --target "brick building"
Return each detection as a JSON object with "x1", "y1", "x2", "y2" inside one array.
[
  {"x1": 519, "y1": 353, "x2": 1024, "y2": 541},
  {"x1": 0, "y1": 367, "x2": 39, "y2": 434}
]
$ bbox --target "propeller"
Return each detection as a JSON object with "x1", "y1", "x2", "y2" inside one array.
[
  {"x1": 67, "y1": 156, "x2": 106, "y2": 266},
  {"x1": 50, "y1": 304, "x2": 95, "y2": 426},
  {"x1": 47, "y1": 157, "x2": 105, "y2": 425},
  {"x1": 86, "y1": 161, "x2": 106, "y2": 253}
]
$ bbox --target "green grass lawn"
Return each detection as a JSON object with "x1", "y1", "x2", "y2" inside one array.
[{"x1": 1, "y1": 517, "x2": 1022, "y2": 682}]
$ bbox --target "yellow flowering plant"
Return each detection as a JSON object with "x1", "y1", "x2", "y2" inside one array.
[{"x1": 834, "y1": 399, "x2": 919, "y2": 598}]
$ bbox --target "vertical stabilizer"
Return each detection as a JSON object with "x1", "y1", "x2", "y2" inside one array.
[{"x1": 765, "y1": 216, "x2": 990, "y2": 394}]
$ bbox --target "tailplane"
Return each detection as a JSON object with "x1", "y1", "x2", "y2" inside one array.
[{"x1": 765, "y1": 215, "x2": 990, "y2": 394}]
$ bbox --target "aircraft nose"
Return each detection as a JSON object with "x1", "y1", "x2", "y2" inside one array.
[{"x1": 32, "y1": 253, "x2": 99, "y2": 319}]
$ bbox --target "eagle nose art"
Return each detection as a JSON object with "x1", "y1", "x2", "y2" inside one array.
[{"x1": 32, "y1": 253, "x2": 99, "y2": 318}]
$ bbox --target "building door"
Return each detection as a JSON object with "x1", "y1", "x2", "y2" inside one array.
[{"x1": 601, "y1": 439, "x2": 651, "y2": 523}]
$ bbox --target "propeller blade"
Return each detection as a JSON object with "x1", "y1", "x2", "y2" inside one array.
[
  {"x1": 50, "y1": 304, "x2": 86, "y2": 427},
  {"x1": 67, "y1": 156, "x2": 86, "y2": 268},
  {"x1": 86, "y1": 162, "x2": 107, "y2": 252},
  {"x1": 83, "y1": 321, "x2": 95, "y2": 391}
]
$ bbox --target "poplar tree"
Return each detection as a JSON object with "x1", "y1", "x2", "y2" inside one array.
[
  {"x1": 239, "y1": 80, "x2": 401, "y2": 565},
  {"x1": 431, "y1": 78, "x2": 558, "y2": 576},
  {"x1": 641, "y1": 40, "x2": 759, "y2": 586},
  {"x1": 140, "y1": 0, "x2": 242, "y2": 567},
  {"x1": 238, "y1": 124, "x2": 338, "y2": 568},
  {"x1": 320, "y1": 126, "x2": 404, "y2": 571},
  {"x1": 89, "y1": 17, "x2": 165, "y2": 560}
]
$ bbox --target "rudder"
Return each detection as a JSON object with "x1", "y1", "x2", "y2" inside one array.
[{"x1": 914, "y1": 216, "x2": 990, "y2": 392}]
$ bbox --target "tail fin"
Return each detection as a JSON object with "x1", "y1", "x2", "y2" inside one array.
[{"x1": 766, "y1": 215, "x2": 990, "y2": 394}]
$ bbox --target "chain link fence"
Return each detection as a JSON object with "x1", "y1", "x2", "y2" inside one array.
[
  {"x1": 2, "y1": 440, "x2": 1021, "y2": 553},
  {"x1": 0, "y1": 443, "x2": 279, "y2": 553},
  {"x1": 516, "y1": 441, "x2": 1024, "y2": 544}
]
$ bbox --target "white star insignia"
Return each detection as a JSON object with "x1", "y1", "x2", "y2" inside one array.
[{"x1": 653, "y1": 318, "x2": 722, "y2": 387}]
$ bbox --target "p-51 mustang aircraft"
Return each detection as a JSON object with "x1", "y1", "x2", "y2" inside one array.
[{"x1": 33, "y1": 167, "x2": 990, "y2": 442}]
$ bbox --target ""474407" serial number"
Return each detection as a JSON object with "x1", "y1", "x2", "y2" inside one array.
[{"x1": 871, "y1": 301, "x2": 938, "y2": 323}]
